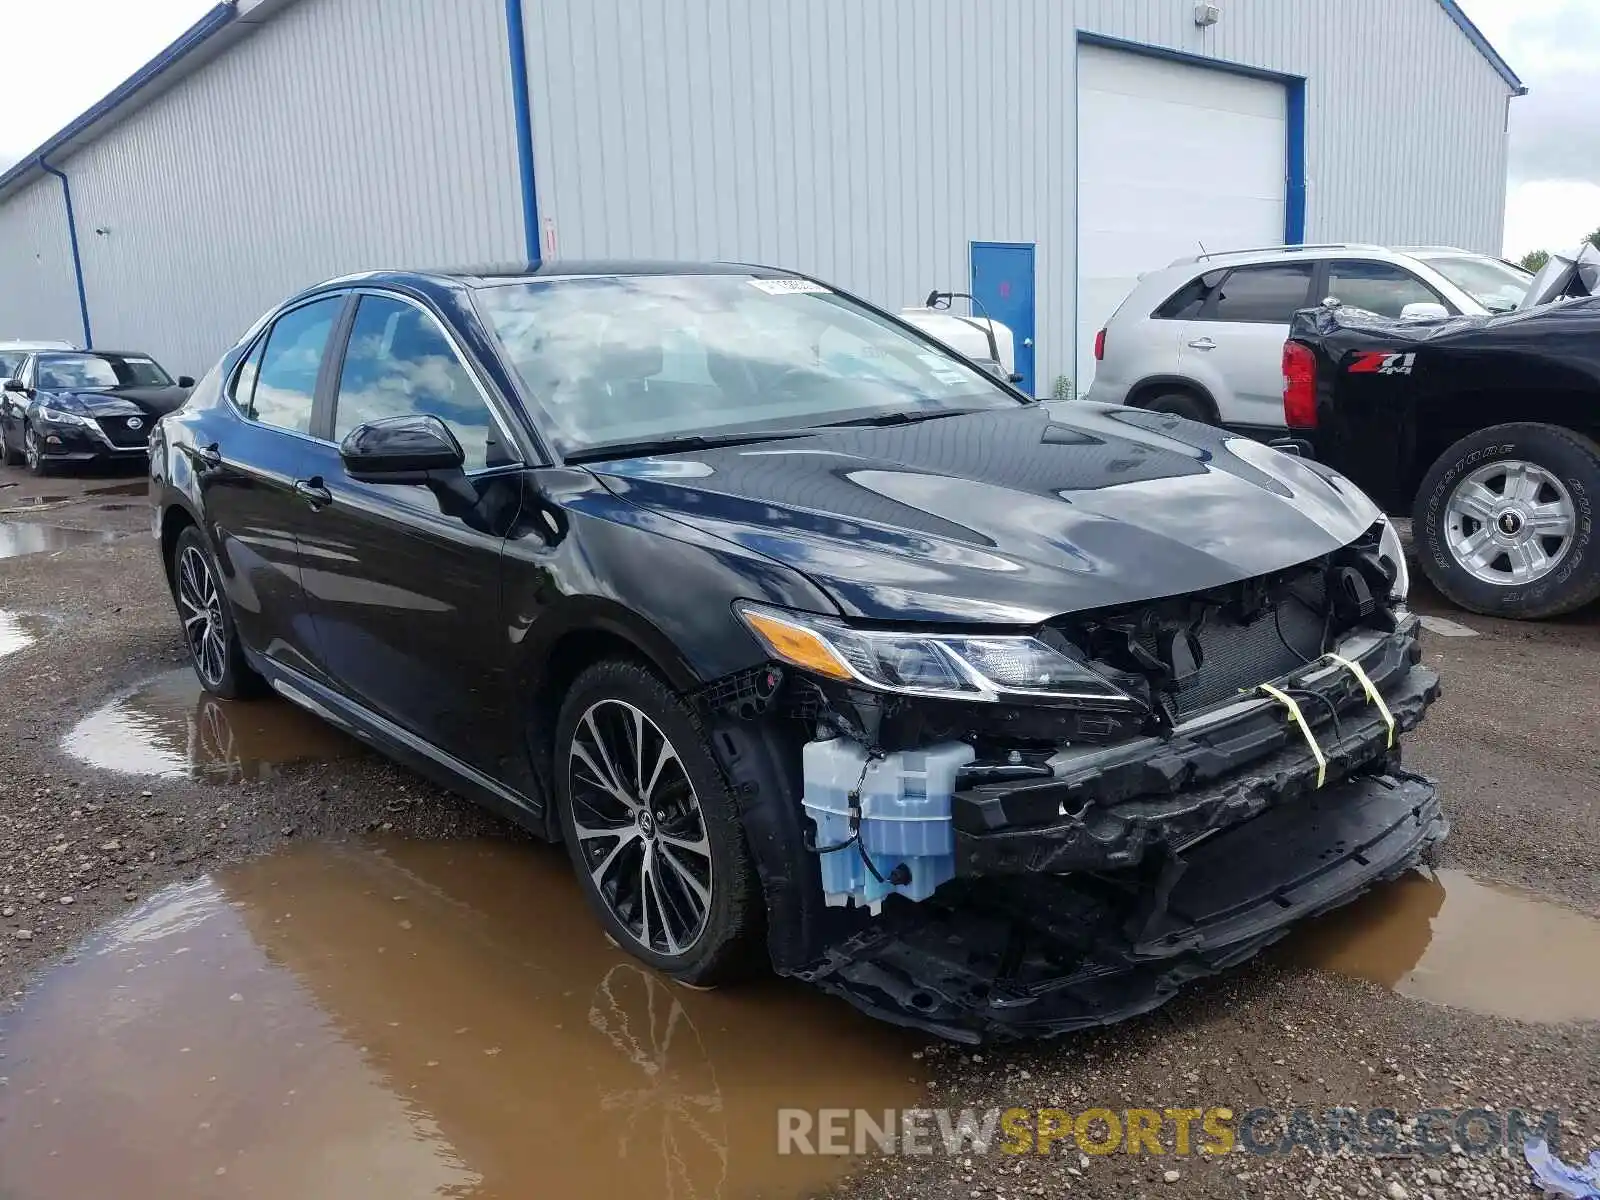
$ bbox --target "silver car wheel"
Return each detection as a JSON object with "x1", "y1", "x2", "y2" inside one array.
[
  {"x1": 177, "y1": 544, "x2": 228, "y2": 688},
  {"x1": 1445, "y1": 458, "x2": 1576, "y2": 587},
  {"x1": 567, "y1": 699, "x2": 714, "y2": 957}
]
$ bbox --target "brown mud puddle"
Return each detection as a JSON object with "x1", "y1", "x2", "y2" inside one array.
[
  {"x1": 1288, "y1": 867, "x2": 1600, "y2": 1023},
  {"x1": 0, "y1": 523, "x2": 121, "y2": 558},
  {"x1": 0, "y1": 838, "x2": 919, "y2": 1199},
  {"x1": 62, "y1": 669, "x2": 356, "y2": 783}
]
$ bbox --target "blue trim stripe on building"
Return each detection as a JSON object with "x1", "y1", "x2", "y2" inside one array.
[
  {"x1": 1435, "y1": 0, "x2": 1527, "y2": 95},
  {"x1": 504, "y1": 0, "x2": 542, "y2": 266},
  {"x1": 1284, "y1": 79, "x2": 1307, "y2": 245},
  {"x1": 38, "y1": 161, "x2": 93, "y2": 349},
  {"x1": 1075, "y1": 33, "x2": 1308, "y2": 248}
]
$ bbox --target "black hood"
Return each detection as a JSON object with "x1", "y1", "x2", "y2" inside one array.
[
  {"x1": 590, "y1": 404, "x2": 1381, "y2": 623},
  {"x1": 42, "y1": 386, "x2": 191, "y2": 418}
]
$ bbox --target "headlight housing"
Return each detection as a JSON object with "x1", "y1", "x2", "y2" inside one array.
[
  {"x1": 1377, "y1": 516, "x2": 1410, "y2": 602},
  {"x1": 736, "y1": 602, "x2": 1137, "y2": 706},
  {"x1": 37, "y1": 406, "x2": 88, "y2": 426}
]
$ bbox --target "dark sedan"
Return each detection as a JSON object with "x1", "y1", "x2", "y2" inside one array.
[
  {"x1": 149, "y1": 263, "x2": 1441, "y2": 1041},
  {"x1": 1, "y1": 349, "x2": 194, "y2": 473}
]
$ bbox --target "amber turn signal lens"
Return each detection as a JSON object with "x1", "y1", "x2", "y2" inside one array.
[{"x1": 740, "y1": 610, "x2": 854, "y2": 681}]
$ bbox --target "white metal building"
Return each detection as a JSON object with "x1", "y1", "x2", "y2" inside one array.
[{"x1": 0, "y1": 0, "x2": 1523, "y2": 396}]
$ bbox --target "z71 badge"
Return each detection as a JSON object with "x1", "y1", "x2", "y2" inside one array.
[{"x1": 1348, "y1": 351, "x2": 1417, "y2": 376}]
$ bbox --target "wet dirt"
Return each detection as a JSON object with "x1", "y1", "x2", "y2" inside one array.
[
  {"x1": 0, "y1": 610, "x2": 44, "y2": 657},
  {"x1": 87, "y1": 480, "x2": 149, "y2": 497},
  {"x1": 0, "y1": 494, "x2": 72, "y2": 512},
  {"x1": 1287, "y1": 867, "x2": 1600, "y2": 1024},
  {"x1": 0, "y1": 838, "x2": 920, "y2": 1200},
  {"x1": 0, "y1": 523, "x2": 122, "y2": 558},
  {"x1": 61, "y1": 669, "x2": 357, "y2": 784}
]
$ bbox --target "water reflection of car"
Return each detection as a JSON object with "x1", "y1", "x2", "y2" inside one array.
[
  {"x1": 149, "y1": 261, "x2": 1443, "y2": 1041},
  {"x1": 0, "y1": 349, "x2": 195, "y2": 474},
  {"x1": 1085, "y1": 245, "x2": 1534, "y2": 434}
]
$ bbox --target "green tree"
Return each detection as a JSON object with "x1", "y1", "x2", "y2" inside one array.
[{"x1": 1521, "y1": 249, "x2": 1550, "y2": 273}]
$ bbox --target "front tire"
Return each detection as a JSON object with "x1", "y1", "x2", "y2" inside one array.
[
  {"x1": 554, "y1": 660, "x2": 764, "y2": 985},
  {"x1": 171, "y1": 526, "x2": 265, "y2": 698},
  {"x1": 23, "y1": 424, "x2": 48, "y2": 476},
  {"x1": 1413, "y1": 423, "x2": 1600, "y2": 619},
  {"x1": 1, "y1": 427, "x2": 21, "y2": 467}
]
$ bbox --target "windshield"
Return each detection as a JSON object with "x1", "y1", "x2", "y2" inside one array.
[
  {"x1": 35, "y1": 352, "x2": 173, "y2": 390},
  {"x1": 473, "y1": 273, "x2": 1022, "y2": 456},
  {"x1": 1420, "y1": 256, "x2": 1533, "y2": 313}
]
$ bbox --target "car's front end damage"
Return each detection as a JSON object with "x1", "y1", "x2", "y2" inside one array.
[{"x1": 708, "y1": 517, "x2": 1443, "y2": 1042}]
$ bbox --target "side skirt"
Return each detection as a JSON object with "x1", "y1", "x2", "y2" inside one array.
[{"x1": 248, "y1": 651, "x2": 548, "y2": 838}]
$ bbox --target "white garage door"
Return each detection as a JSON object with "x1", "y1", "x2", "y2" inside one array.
[{"x1": 1076, "y1": 45, "x2": 1288, "y2": 389}]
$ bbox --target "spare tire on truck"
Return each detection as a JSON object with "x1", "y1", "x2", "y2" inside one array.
[{"x1": 1412, "y1": 422, "x2": 1600, "y2": 619}]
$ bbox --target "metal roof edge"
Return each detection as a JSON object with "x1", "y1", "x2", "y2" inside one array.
[
  {"x1": 1435, "y1": 0, "x2": 1528, "y2": 96},
  {"x1": 0, "y1": 2, "x2": 239, "y2": 201}
]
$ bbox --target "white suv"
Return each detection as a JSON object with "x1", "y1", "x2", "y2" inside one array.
[{"x1": 1083, "y1": 245, "x2": 1533, "y2": 434}]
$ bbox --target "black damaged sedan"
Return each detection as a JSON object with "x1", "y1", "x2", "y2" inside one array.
[
  {"x1": 149, "y1": 263, "x2": 1442, "y2": 1041},
  {"x1": 2, "y1": 348, "x2": 194, "y2": 473}
]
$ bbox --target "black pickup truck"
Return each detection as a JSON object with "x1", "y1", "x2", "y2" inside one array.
[{"x1": 1286, "y1": 287, "x2": 1600, "y2": 619}]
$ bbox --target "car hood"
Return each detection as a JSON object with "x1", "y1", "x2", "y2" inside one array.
[
  {"x1": 43, "y1": 387, "x2": 190, "y2": 417},
  {"x1": 589, "y1": 404, "x2": 1383, "y2": 623}
]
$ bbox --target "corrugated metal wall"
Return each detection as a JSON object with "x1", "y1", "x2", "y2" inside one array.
[
  {"x1": 13, "y1": 0, "x2": 525, "y2": 375},
  {"x1": 0, "y1": 0, "x2": 1513, "y2": 387},
  {"x1": 524, "y1": 0, "x2": 1079, "y2": 389},
  {"x1": 527, "y1": 0, "x2": 1513, "y2": 391},
  {"x1": 0, "y1": 176, "x2": 85, "y2": 348}
]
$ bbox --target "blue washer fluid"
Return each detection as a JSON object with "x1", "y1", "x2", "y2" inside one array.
[{"x1": 801, "y1": 738, "x2": 975, "y2": 912}]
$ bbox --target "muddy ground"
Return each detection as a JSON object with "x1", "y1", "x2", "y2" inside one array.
[{"x1": 0, "y1": 462, "x2": 1596, "y2": 1200}]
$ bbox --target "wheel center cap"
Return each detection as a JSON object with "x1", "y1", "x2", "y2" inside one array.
[
  {"x1": 637, "y1": 810, "x2": 656, "y2": 839},
  {"x1": 1497, "y1": 510, "x2": 1525, "y2": 537}
]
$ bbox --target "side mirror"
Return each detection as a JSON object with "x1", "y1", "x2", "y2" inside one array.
[
  {"x1": 2, "y1": 378, "x2": 25, "y2": 394},
  {"x1": 1007, "y1": 372, "x2": 1025, "y2": 385},
  {"x1": 1399, "y1": 302, "x2": 1449, "y2": 321},
  {"x1": 177, "y1": 375, "x2": 195, "y2": 388},
  {"x1": 339, "y1": 414, "x2": 465, "y2": 482}
]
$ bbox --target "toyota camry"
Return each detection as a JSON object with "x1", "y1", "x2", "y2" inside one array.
[{"x1": 149, "y1": 263, "x2": 1442, "y2": 1041}]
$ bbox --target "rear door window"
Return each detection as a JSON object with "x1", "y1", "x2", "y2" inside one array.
[
  {"x1": 245, "y1": 297, "x2": 343, "y2": 435},
  {"x1": 1201, "y1": 264, "x2": 1316, "y2": 324},
  {"x1": 1326, "y1": 260, "x2": 1449, "y2": 318}
]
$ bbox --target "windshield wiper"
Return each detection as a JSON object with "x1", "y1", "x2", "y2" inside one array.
[
  {"x1": 563, "y1": 428, "x2": 814, "y2": 465},
  {"x1": 819, "y1": 407, "x2": 987, "y2": 429}
]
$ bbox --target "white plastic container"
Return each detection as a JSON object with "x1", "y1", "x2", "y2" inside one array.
[{"x1": 802, "y1": 738, "x2": 975, "y2": 911}]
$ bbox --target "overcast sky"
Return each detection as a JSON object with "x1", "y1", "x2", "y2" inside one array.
[{"x1": 0, "y1": 0, "x2": 1595, "y2": 259}]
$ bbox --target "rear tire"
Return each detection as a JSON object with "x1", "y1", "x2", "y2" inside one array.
[
  {"x1": 554, "y1": 659, "x2": 764, "y2": 985},
  {"x1": 171, "y1": 526, "x2": 266, "y2": 698},
  {"x1": 1140, "y1": 391, "x2": 1215, "y2": 424},
  {"x1": 1412, "y1": 423, "x2": 1600, "y2": 619}
]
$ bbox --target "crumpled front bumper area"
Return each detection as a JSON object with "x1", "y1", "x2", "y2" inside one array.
[
  {"x1": 790, "y1": 618, "x2": 1444, "y2": 1042},
  {"x1": 797, "y1": 769, "x2": 1445, "y2": 1042}
]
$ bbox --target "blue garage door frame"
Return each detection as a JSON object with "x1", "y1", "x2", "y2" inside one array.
[{"x1": 970, "y1": 241, "x2": 1036, "y2": 396}]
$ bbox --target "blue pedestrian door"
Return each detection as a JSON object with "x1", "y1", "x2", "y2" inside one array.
[{"x1": 970, "y1": 241, "x2": 1036, "y2": 395}]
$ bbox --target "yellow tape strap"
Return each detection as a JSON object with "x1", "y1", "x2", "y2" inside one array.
[
  {"x1": 1258, "y1": 683, "x2": 1327, "y2": 789},
  {"x1": 1324, "y1": 652, "x2": 1396, "y2": 749}
]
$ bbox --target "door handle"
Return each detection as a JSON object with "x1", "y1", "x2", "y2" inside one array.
[
  {"x1": 1187, "y1": 337, "x2": 1218, "y2": 351},
  {"x1": 294, "y1": 478, "x2": 333, "y2": 510},
  {"x1": 1022, "y1": 337, "x2": 1034, "y2": 347},
  {"x1": 193, "y1": 442, "x2": 223, "y2": 470}
]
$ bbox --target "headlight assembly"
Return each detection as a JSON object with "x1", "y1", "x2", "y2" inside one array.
[
  {"x1": 1377, "y1": 516, "x2": 1410, "y2": 602},
  {"x1": 37, "y1": 406, "x2": 89, "y2": 426},
  {"x1": 736, "y1": 602, "x2": 1137, "y2": 706}
]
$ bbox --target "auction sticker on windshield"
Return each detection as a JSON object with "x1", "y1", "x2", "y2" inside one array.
[{"x1": 749, "y1": 278, "x2": 831, "y2": 295}]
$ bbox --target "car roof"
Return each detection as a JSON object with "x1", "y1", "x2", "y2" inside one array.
[{"x1": 324, "y1": 260, "x2": 796, "y2": 290}]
